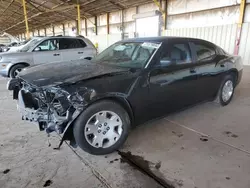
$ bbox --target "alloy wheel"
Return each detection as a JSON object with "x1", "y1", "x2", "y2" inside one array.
[
  {"x1": 222, "y1": 80, "x2": 233, "y2": 102},
  {"x1": 84, "y1": 111, "x2": 123, "y2": 148}
]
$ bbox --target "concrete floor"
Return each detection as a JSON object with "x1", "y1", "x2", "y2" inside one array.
[{"x1": 1, "y1": 67, "x2": 250, "y2": 188}]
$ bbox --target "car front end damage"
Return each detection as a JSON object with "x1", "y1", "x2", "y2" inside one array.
[{"x1": 7, "y1": 78, "x2": 96, "y2": 147}]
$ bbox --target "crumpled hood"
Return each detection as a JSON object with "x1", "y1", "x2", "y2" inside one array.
[{"x1": 18, "y1": 59, "x2": 130, "y2": 87}]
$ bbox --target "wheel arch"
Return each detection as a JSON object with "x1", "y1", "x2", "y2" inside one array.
[
  {"x1": 227, "y1": 68, "x2": 238, "y2": 85},
  {"x1": 61, "y1": 96, "x2": 135, "y2": 146},
  {"x1": 8, "y1": 62, "x2": 30, "y2": 77}
]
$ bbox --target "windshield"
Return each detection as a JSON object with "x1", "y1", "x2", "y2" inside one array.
[
  {"x1": 93, "y1": 41, "x2": 160, "y2": 69},
  {"x1": 19, "y1": 38, "x2": 42, "y2": 52}
]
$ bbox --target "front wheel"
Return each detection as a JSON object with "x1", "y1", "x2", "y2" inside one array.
[
  {"x1": 9, "y1": 64, "x2": 27, "y2": 78},
  {"x1": 73, "y1": 100, "x2": 131, "y2": 155},
  {"x1": 215, "y1": 74, "x2": 235, "y2": 106}
]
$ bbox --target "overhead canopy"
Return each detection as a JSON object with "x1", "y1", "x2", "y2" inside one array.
[{"x1": 0, "y1": 0, "x2": 152, "y2": 35}]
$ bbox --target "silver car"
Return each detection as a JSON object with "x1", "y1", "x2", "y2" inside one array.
[{"x1": 0, "y1": 36, "x2": 97, "y2": 78}]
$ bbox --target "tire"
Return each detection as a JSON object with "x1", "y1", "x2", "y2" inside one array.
[
  {"x1": 9, "y1": 64, "x2": 27, "y2": 78},
  {"x1": 215, "y1": 74, "x2": 235, "y2": 106},
  {"x1": 73, "y1": 100, "x2": 131, "y2": 155}
]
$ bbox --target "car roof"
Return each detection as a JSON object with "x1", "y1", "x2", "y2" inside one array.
[
  {"x1": 121, "y1": 36, "x2": 213, "y2": 44},
  {"x1": 42, "y1": 36, "x2": 84, "y2": 40}
]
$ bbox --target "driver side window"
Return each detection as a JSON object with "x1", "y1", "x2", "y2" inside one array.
[
  {"x1": 35, "y1": 39, "x2": 59, "y2": 51},
  {"x1": 160, "y1": 42, "x2": 192, "y2": 66}
]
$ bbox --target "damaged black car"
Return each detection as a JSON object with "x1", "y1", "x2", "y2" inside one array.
[{"x1": 7, "y1": 37, "x2": 243, "y2": 155}]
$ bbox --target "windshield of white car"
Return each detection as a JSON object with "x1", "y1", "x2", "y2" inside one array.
[
  {"x1": 93, "y1": 42, "x2": 160, "y2": 69},
  {"x1": 19, "y1": 38, "x2": 42, "y2": 52}
]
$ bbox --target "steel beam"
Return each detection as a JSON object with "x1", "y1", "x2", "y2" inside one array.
[{"x1": 234, "y1": 0, "x2": 246, "y2": 55}]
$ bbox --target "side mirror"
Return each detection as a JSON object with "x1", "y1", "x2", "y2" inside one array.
[{"x1": 34, "y1": 47, "x2": 41, "y2": 52}]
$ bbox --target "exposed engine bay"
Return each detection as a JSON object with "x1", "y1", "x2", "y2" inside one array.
[{"x1": 8, "y1": 78, "x2": 96, "y2": 146}]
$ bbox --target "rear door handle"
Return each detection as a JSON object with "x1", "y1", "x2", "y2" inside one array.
[
  {"x1": 53, "y1": 53, "x2": 60, "y2": 56},
  {"x1": 190, "y1": 68, "x2": 196, "y2": 74},
  {"x1": 78, "y1": 52, "x2": 84, "y2": 54}
]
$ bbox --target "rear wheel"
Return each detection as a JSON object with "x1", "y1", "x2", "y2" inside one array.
[
  {"x1": 9, "y1": 64, "x2": 27, "y2": 78},
  {"x1": 73, "y1": 100, "x2": 130, "y2": 155},
  {"x1": 215, "y1": 74, "x2": 235, "y2": 106}
]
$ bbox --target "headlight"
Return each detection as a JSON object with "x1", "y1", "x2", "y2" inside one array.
[{"x1": 0, "y1": 57, "x2": 2, "y2": 61}]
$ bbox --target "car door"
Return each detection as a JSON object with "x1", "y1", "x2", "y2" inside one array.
[
  {"x1": 147, "y1": 39, "x2": 198, "y2": 119},
  {"x1": 32, "y1": 39, "x2": 62, "y2": 65},
  {"x1": 190, "y1": 40, "x2": 224, "y2": 101},
  {"x1": 59, "y1": 38, "x2": 90, "y2": 61}
]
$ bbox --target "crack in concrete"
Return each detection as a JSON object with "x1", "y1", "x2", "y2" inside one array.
[
  {"x1": 63, "y1": 141, "x2": 113, "y2": 188},
  {"x1": 118, "y1": 151, "x2": 176, "y2": 188}
]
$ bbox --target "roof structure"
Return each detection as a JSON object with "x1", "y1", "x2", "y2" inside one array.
[{"x1": 0, "y1": 0, "x2": 152, "y2": 35}]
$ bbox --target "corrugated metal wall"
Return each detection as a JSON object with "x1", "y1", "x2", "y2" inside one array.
[
  {"x1": 239, "y1": 23, "x2": 250, "y2": 65},
  {"x1": 165, "y1": 24, "x2": 250, "y2": 65}
]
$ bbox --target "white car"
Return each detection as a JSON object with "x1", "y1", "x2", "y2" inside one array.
[
  {"x1": 0, "y1": 36, "x2": 97, "y2": 78},
  {"x1": 3, "y1": 37, "x2": 43, "y2": 53}
]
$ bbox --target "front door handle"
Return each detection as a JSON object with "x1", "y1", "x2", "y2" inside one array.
[
  {"x1": 190, "y1": 68, "x2": 196, "y2": 74},
  {"x1": 53, "y1": 53, "x2": 60, "y2": 56},
  {"x1": 78, "y1": 52, "x2": 84, "y2": 54}
]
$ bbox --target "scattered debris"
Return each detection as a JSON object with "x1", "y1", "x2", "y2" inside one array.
[
  {"x1": 109, "y1": 158, "x2": 119, "y2": 163},
  {"x1": 231, "y1": 134, "x2": 238, "y2": 138},
  {"x1": 3, "y1": 169, "x2": 10, "y2": 174},
  {"x1": 181, "y1": 146, "x2": 185, "y2": 150},
  {"x1": 43, "y1": 180, "x2": 53, "y2": 187},
  {"x1": 223, "y1": 131, "x2": 239, "y2": 138},
  {"x1": 200, "y1": 136, "x2": 208, "y2": 142},
  {"x1": 172, "y1": 131, "x2": 184, "y2": 137},
  {"x1": 226, "y1": 177, "x2": 231, "y2": 180},
  {"x1": 155, "y1": 161, "x2": 161, "y2": 170},
  {"x1": 175, "y1": 179, "x2": 183, "y2": 187}
]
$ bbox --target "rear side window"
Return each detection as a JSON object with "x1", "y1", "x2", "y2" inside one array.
[
  {"x1": 161, "y1": 42, "x2": 192, "y2": 65},
  {"x1": 193, "y1": 42, "x2": 216, "y2": 62},
  {"x1": 59, "y1": 38, "x2": 86, "y2": 50},
  {"x1": 78, "y1": 39, "x2": 87, "y2": 48}
]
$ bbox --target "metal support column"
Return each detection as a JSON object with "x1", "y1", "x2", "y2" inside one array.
[
  {"x1": 76, "y1": 4, "x2": 81, "y2": 35},
  {"x1": 153, "y1": 0, "x2": 166, "y2": 36},
  {"x1": 62, "y1": 24, "x2": 65, "y2": 36},
  {"x1": 121, "y1": 10, "x2": 125, "y2": 39},
  {"x1": 85, "y1": 19, "x2": 88, "y2": 36},
  {"x1": 164, "y1": 0, "x2": 167, "y2": 30},
  {"x1": 95, "y1": 16, "x2": 98, "y2": 35},
  {"x1": 234, "y1": 0, "x2": 246, "y2": 55},
  {"x1": 107, "y1": 13, "x2": 110, "y2": 35},
  {"x1": 52, "y1": 26, "x2": 55, "y2": 36},
  {"x1": 22, "y1": 0, "x2": 30, "y2": 39}
]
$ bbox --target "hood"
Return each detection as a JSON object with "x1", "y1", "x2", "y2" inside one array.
[
  {"x1": 18, "y1": 59, "x2": 130, "y2": 87},
  {"x1": 7, "y1": 45, "x2": 23, "y2": 52}
]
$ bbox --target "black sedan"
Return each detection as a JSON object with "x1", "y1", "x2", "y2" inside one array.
[{"x1": 7, "y1": 37, "x2": 243, "y2": 155}]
